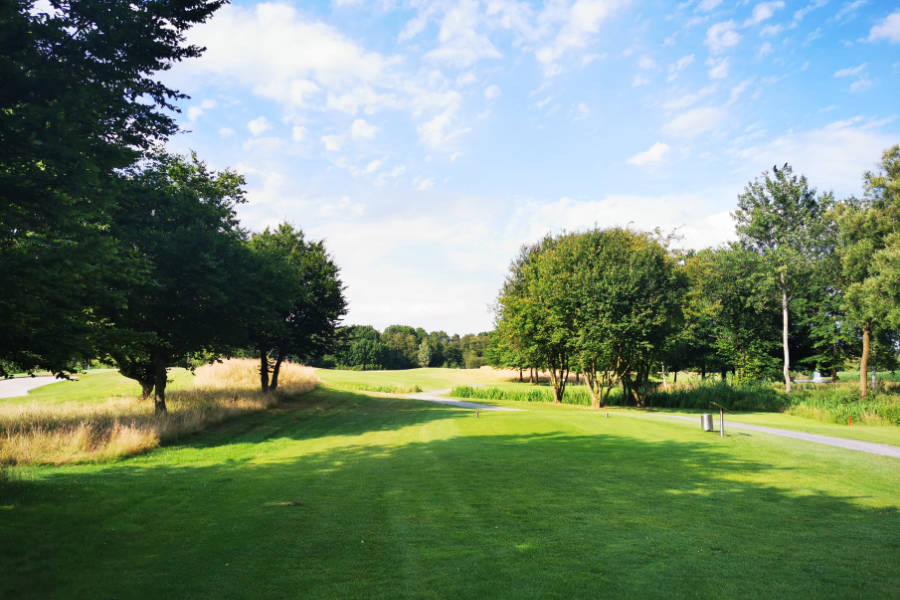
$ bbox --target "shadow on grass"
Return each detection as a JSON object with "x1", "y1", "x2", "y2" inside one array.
[
  {"x1": 172, "y1": 387, "x2": 471, "y2": 451},
  {"x1": 2, "y1": 403, "x2": 898, "y2": 599}
]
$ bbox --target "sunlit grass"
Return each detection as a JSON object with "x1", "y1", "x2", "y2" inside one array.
[{"x1": 0, "y1": 359, "x2": 317, "y2": 465}]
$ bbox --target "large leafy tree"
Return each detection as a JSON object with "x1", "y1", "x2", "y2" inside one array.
[
  {"x1": 0, "y1": 0, "x2": 225, "y2": 375},
  {"x1": 108, "y1": 152, "x2": 248, "y2": 414},
  {"x1": 570, "y1": 229, "x2": 686, "y2": 407},
  {"x1": 247, "y1": 224, "x2": 346, "y2": 392},
  {"x1": 837, "y1": 145, "x2": 900, "y2": 397},
  {"x1": 733, "y1": 164, "x2": 835, "y2": 393}
]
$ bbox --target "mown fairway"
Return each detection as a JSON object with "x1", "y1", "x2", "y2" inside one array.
[{"x1": 2, "y1": 377, "x2": 899, "y2": 599}]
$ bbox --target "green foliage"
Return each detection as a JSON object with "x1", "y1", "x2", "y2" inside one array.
[
  {"x1": 451, "y1": 385, "x2": 593, "y2": 406},
  {"x1": 0, "y1": 0, "x2": 224, "y2": 376},
  {"x1": 246, "y1": 224, "x2": 346, "y2": 391},
  {"x1": 643, "y1": 382, "x2": 788, "y2": 412},
  {"x1": 106, "y1": 152, "x2": 248, "y2": 412},
  {"x1": 416, "y1": 339, "x2": 432, "y2": 368},
  {"x1": 789, "y1": 387, "x2": 900, "y2": 426}
]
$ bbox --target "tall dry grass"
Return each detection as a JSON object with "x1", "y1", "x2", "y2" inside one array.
[{"x1": 0, "y1": 359, "x2": 318, "y2": 466}]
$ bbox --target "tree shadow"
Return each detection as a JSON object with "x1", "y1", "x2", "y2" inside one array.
[{"x1": 2, "y1": 416, "x2": 898, "y2": 599}]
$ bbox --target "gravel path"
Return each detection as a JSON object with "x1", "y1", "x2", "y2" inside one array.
[
  {"x1": 403, "y1": 389, "x2": 523, "y2": 411},
  {"x1": 649, "y1": 413, "x2": 900, "y2": 459},
  {"x1": 0, "y1": 376, "x2": 62, "y2": 399}
]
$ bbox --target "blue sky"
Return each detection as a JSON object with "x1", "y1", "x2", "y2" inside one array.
[{"x1": 164, "y1": 0, "x2": 900, "y2": 334}]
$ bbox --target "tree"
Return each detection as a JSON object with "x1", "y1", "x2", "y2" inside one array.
[
  {"x1": 417, "y1": 339, "x2": 432, "y2": 368},
  {"x1": 570, "y1": 229, "x2": 686, "y2": 407},
  {"x1": 837, "y1": 146, "x2": 900, "y2": 397},
  {"x1": 0, "y1": 0, "x2": 225, "y2": 376},
  {"x1": 107, "y1": 152, "x2": 248, "y2": 414},
  {"x1": 247, "y1": 224, "x2": 346, "y2": 392},
  {"x1": 495, "y1": 235, "x2": 576, "y2": 403},
  {"x1": 733, "y1": 164, "x2": 835, "y2": 393}
]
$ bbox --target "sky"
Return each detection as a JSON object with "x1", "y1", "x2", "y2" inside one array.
[{"x1": 162, "y1": 0, "x2": 900, "y2": 334}]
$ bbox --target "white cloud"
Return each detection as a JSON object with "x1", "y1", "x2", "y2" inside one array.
[
  {"x1": 662, "y1": 84, "x2": 717, "y2": 111},
  {"x1": 706, "y1": 21, "x2": 741, "y2": 53},
  {"x1": 706, "y1": 57, "x2": 730, "y2": 79},
  {"x1": 627, "y1": 142, "x2": 670, "y2": 166},
  {"x1": 350, "y1": 118, "x2": 378, "y2": 139},
  {"x1": 417, "y1": 106, "x2": 470, "y2": 151},
  {"x1": 834, "y1": 63, "x2": 866, "y2": 77},
  {"x1": 187, "y1": 99, "x2": 217, "y2": 122},
  {"x1": 849, "y1": 78, "x2": 871, "y2": 93},
  {"x1": 414, "y1": 177, "x2": 435, "y2": 191},
  {"x1": 757, "y1": 41, "x2": 774, "y2": 58},
  {"x1": 663, "y1": 106, "x2": 726, "y2": 137},
  {"x1": 869, "y1": 11, "x2": 900, "y2": 43},
  {"x1": 744, "y1": 2, "x2": 784, "y2": 27},
  {"x1": 535, "y1": 0, "x2": 625, "y2": 74},
  {"x1": 291, "y1": 126, "x2": 306, "y2": 142},
  {"x1": 247, "y1": 116, "x2": 271, "y2": 136},
  {"x1": 793, "y1": 0, "x2": 827, "y2": 24},
  {"x1": 253, "y1": 79, "x2": 321, "y2": 108},
  {"x1": 731, "y1": 117, "x2": 900, "y2": 195},
  {"x1": 638, "y1": 56, "x2": 657, "y2": 70},
  {"x1": 484, "y1": 84, "x2": 502, "y2": 100},
  {"x1": 760, "y1": 24, "x2": 783, "y2": 36},
  {"x1": 632, "y1": 74, "x2": 651, "y2": 87},
  {"x1": 574, "y1": 102, "x2": 591, "y2": 120},
  {"x1": 322, "y1": 134, "x2": 345, "y2": 151},
  {"x1": 218, "y1": 127, "x2": 235, "y2": 137},
  {"x1": 728, "y1": 78, "x2": 755, "y2": 104},
  {"x1": 425, "y1": 0, "x2": 502, "y2": 67},
  {"x1": 668, "y1": 54, "x2": 694, "y2": 81},
  {"x1": 362, "y1": 159, "x2": 383, "y2": 174},
  {"x1": 696, "y1": 0, "x2": 722, "y2": 12}
]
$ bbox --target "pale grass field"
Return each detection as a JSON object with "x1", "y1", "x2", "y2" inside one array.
[{"x1": 0, "y1": 359, "x2": 318, "y2": 466}]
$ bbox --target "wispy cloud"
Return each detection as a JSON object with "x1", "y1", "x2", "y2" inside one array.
[{"x1": 627, "y1": 142, "x2": 670, "y2": 166}]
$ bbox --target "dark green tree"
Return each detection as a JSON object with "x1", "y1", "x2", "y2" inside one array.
[
  {"x1": 837, "y1": 145, "x2": 900, "y2": 397},
  {"x1": 0, "y1": 0, "x2": 225, "y2": 376},
  {"x1": 247, "y1": 224, "x2": 346, "y2": 392},
  {"x1": 107, "y1": 152, "x2": 247, "y2": 414}
]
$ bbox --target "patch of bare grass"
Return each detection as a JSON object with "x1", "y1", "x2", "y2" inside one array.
[{"x1": 0, "y1": 359, "x2": 319, "y2": 465}]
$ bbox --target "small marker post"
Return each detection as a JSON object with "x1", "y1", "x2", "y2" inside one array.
[
  {"x1": 849, "y1": 415, "x2": 852, "y2": 426},
  {"x1": 476, "y1": 410, "x2": 479, "y2": 418}
]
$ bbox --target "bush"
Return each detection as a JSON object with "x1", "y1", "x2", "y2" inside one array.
[
  {"x1": 642, "y1": 382, "x2": 788, "y2": 412},
  {"x1": 789, "y1": 386, "x2": 900, "y2": 425}
]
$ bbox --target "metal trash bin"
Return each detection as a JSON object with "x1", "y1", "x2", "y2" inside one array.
[{"x1": 701, "y1": 413, "x2": 713, "y2": 432}]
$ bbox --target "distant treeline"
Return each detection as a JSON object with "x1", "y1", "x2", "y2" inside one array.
[{"x1": 315, "y1": 325, "x2": 491, "y2": 370}]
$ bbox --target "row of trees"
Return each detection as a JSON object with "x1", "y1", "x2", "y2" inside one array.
[
  {"x1": 1, "y1": 2, "x2": 346, "y2": 413},
  {"x1": 329, "y1": 325, "x2": 490, "y2": 370},
  {"x1": 491, "y1": 149, "x2": 900, "y2": 405}
]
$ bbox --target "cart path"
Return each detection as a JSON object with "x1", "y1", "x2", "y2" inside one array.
[
  {"x1": 0, "y1": 376, "x2": 62, "y2": 399},
  {"x1": 640, "y1": 412, "x2": 900, "y2": 458},
  {"x1": 403, "y1": 389, "x2": 523, "y2": 411}
]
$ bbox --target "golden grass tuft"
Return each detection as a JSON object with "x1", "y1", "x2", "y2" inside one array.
[{"x1": 0, "y1": 359, "x2": 319, "y2": 466}]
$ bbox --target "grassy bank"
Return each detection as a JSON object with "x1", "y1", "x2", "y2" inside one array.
[{"x1": 0, "y1": 359, "x2": 317, "y2": 465}]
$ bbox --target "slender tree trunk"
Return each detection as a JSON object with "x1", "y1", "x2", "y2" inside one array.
[
  {"x1": 152, "y1": 355, "x2": 167, "y2": 416},
  {"x1": 140, "y1": 382, "x2": 154, "y2": 401},
  {"x1": 518, "y1": 367, "x2": 523, "y2": 382},
  {"x1": 860, "y1": 323, "x2": 870, "y2": 399},
  {"x1": 661, "y1": 363, "x2": 669, "y2": 391},
  {"x1": 781, "y1": 272, "x2": 791, "y2": 394},
  {"x1": 720, "y1": 367, "x2": 727, "y2": 382},
  {"x1": 271, "y1": 351, "x2": 283, "y2": 391},
  {"x1": 673, "y1": 371, "x2": 678, "y2": 384},
  {"x1": 259, "y1": 348, "x2": 270, "y2": 393}
]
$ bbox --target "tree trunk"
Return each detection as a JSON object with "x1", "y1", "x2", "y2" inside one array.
[
  {"x1": 259, "y1": 348, "x2": 270, "y2": 393},
  {"x1": 781, "y1": 272, "x2": 791, "y2": 394},
  {"x1": 271, "y1": 352, "x2": 283, "y2": 391},
  {"x1": 673, "y1": 371, "x2": 678, "y2": 384},
  {"x1": 140, "y1": 382, "x2": 154, "y2": 401},
  {"x1": 661, "y1": 363, "x2": 669, "y2": 391},
  {"x1": 720, "y1": 367, "x2": 727, "y2": 382},
  {"x1": 860, "y1": 323, "x2": 870, "y2": 399},
  {"x1": 518, "y1": 367, "x2": 523, "y2": 382},
  {"x1": 152, "y1": 355, "x2": 167, "y2": 416}
]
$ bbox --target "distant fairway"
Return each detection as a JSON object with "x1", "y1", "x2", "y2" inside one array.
[{"x1": 2, "y1": 371, "x2": 899, "y2": 599}]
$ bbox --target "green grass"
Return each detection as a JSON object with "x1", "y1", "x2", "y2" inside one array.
[
  {"x1": 2, "y1": 376, "x2": 899, "y2": 599},
  {"x1": 1, "y1": 369, "x2": 195, "y2": 406}
]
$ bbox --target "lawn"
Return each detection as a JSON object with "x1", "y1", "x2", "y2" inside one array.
[{"x1": 2, "y1": 369, "x2": 899, "y2": 599}]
